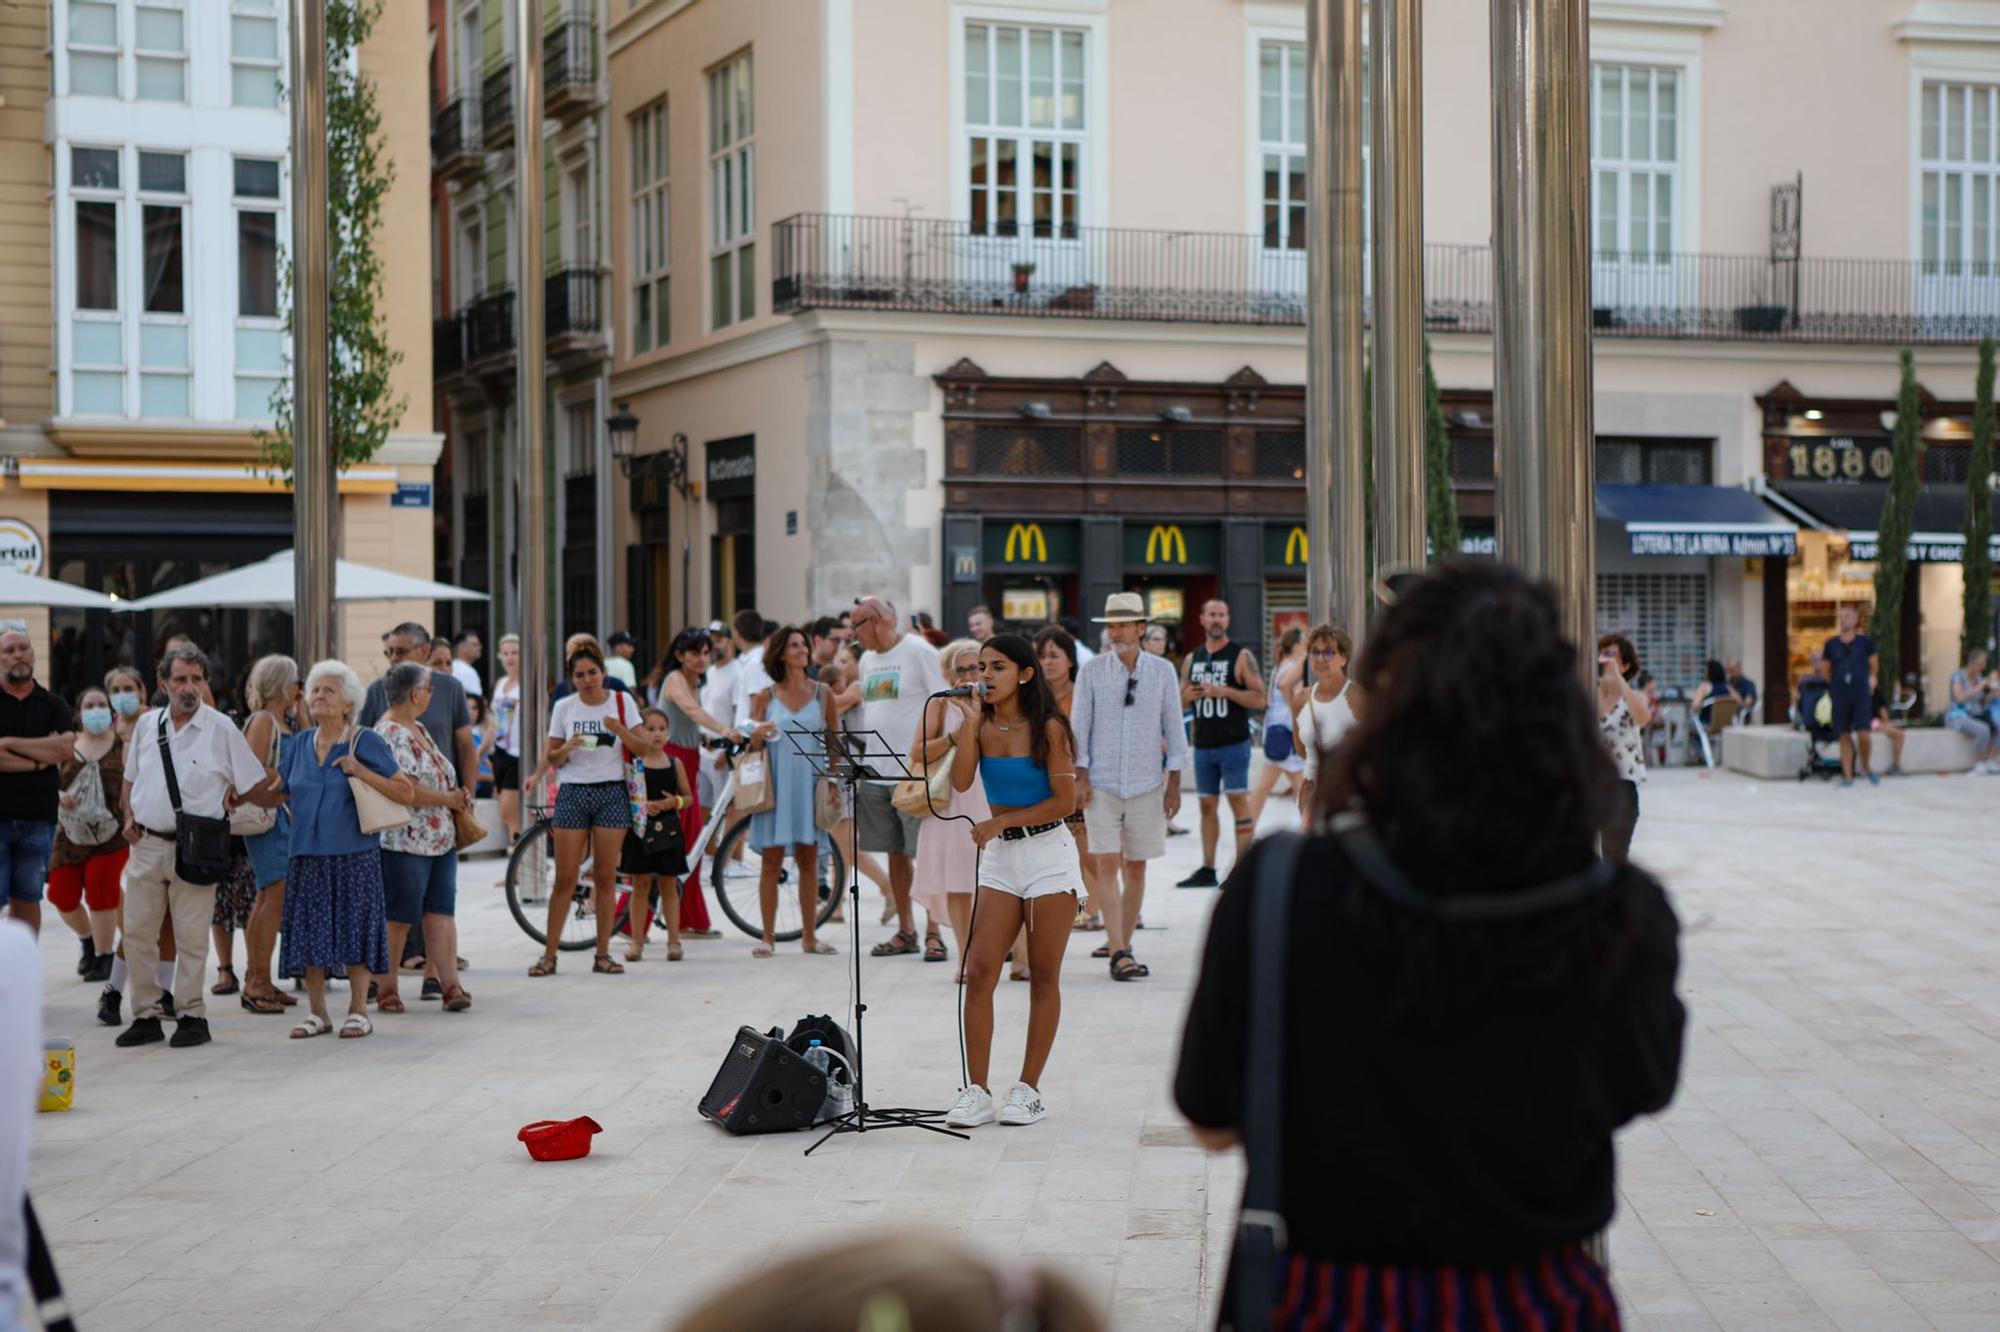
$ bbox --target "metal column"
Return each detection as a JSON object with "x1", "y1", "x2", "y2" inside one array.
[
  {"x1": 289, "y1": 0, "x2": 334, "y2": 665},
  {"x1": 1491, "y1": 0, "x2": 1595, "y2": 673},
  {"x1": 1306, "y1": 0, "x2": 1369, "y2": 636},
  {"x1": 514, "y1": 0, "x2": 549, "y2": 772},
  {"x1": 1370, "y1": 0, "x2": 1427, "y2": 572}
]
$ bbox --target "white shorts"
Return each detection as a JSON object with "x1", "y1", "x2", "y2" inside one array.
[
  {"x1": 1082, "y1": 787, "x2": 1167, "y2": 861},
  {"x1": 976, "y1": 824, "x2": 1083, "y2": 901}
]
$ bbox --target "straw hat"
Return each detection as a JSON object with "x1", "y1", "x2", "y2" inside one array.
[{"x1": 1092, "y1": 592, "x2": 1149, "y2": 623}]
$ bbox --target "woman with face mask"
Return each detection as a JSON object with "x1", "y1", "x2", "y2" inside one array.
[{"x1": 49, "y1": 686, "x2": 126, "y2": 981}]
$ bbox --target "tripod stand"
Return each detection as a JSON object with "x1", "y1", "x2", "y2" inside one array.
[{"x1": 784, "y1": 725, "x2": 967, "y2": 1155}]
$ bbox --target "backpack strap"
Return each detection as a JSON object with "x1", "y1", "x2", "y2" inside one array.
[{"x1": 1234, "y1": 829, "x2": 1305, "y2": 1332}]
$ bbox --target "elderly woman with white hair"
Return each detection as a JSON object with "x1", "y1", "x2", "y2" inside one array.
[
  {"x1": 273, "y1": 659, "x2": 414, "y2": 1039},
  {"x1": 237, "y1": 654, "x2": 300, "y2": 1014}
]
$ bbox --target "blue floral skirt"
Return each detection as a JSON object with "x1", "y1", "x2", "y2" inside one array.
[{"x1": 280, "y1": 849, "x2": 390, "y2": 979}]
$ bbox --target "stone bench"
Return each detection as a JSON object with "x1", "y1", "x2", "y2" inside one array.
[{"x1": 1722, "y1": 723, "x2": 1977, "y2": 778}]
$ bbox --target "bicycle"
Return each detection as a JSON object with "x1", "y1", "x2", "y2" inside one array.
[{"x1": 505, "y1": 738, "x2": 843, "y2": 950}]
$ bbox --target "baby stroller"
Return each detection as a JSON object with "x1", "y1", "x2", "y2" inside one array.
[{"x1": 1792, "y1": 676, "x2": 1843, "y2": 781}]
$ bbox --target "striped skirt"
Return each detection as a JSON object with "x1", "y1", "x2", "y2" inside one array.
[{"x1": 1266, "y1": 1242, "x2": 1619, "y2": 1331}]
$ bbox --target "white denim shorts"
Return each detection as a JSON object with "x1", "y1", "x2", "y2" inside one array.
[{"x1": 977, "y1": 823, "x2": 1082, "y2": 902}]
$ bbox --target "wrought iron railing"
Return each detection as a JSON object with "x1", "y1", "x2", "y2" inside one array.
[
  {"x1": 433, "y1": 313, "x2": 466, "y2": 377},
  {"x1": 465, "y1": 290, "x2": 516, "y2": 364},
  {"x1": 481, "y1": 65, "x2": 514, "y2": 144},
  {"x1": 771, "y1": 213, "x2": 2000, "y2": 345},
  {"x1": 546, "y1": 267, "x2": 603, "y2": 340},
  {"x1": 544, "y1": 16, "x2": 596, "y2": 103},
  {"x1": 430, "y1": 96, "x2": 478, "y2": 164}
]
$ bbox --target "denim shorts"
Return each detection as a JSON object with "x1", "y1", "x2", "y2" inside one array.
[
  {"x1": 0, "y1": 820, "x2": 56, "y2": 903},
  {"x1": 1193, "y1": 739, "x2": 1253, "y2": 797},
  {"x1": 554, "y1": 779, "x2": 631, "y2": 831},
  {"x1": 380, "y1": 847, "x2": 458, "y2": 923}
]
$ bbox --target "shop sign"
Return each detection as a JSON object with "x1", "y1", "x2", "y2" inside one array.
[
  {"x1": 1262, "y1": 524, "x2": 1310, "y2": 568},
  {"x1": 392, "y1": 482, "x2": 432, "y2": 509},
  {"x1": 0, "y1": 518, "x2": 44, "y2": 576},
  {"x1": 1147, "y1": 587, "x2": 1185, "y2": 622},
  {"x1": 1458, "y1": 530, "x2": 1497, "y2": 558},
  {"x1": 1630, "y1": 530, "x2": 1796, "y2": 558},
  {"x1": 705, "y1": 436, "x2": 756, "y2": 501},
  {"x1": 1124, "y1": 522, "x2": 1217, "y2": 569},
  {"x1": 982, "y1": 520, "x2": 1078, "y2": 568},
  {"x1": 1002, "y1": 587, "x2": 1051, "y2": 621},
  {"x1": 1786, "y1": 436, "x2": 1894, "y2": 483},
  {"x1": 951, "y1": 546, "x2": 980, "y2": 583},
  {"x1": 1847, "y1": 534, "x2": 2000, "y2": 563}
]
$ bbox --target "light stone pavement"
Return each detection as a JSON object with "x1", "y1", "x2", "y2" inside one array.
[{"x1": 22, "y1": 765, "x2": 2000, "y2": 1330}]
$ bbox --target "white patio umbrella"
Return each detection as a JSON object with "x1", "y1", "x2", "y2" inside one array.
[
  {"x1": 0, "y1": 567, "x2": 123, "y2": 612},
  {"x1": 121, "y1": 550, "x2": 488, "y2": 613}
]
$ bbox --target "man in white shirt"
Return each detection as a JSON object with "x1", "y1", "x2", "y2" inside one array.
[
  {"x1": 116, "y1": 645, "x2": 270, "y2": 1049},
  {"x1": 851, "y1": 596, "x2": 949, "y2": 955},
  {"x1": 450, "y1": 631, "x2": 484, "y2": 697},
  {"x1": 730, "y1": 613, "x2": 778, "y2": 734},
  {"x1": 604, "y1": 632, "x2": 641, "y2": 690}
]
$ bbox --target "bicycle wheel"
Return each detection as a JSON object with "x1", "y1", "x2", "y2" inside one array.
[
  {"x1": 709, "y1": 815, "x2": 843, "y2": 942},
  {"x1": 504, "y1": 819, "x2": 606, "y2": 951}
]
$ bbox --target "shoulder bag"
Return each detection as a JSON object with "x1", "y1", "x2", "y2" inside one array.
[
  {"x1": 1227, "y1": 830, "x2": 1305, "y2": 1332},
  {"x1": 343, "y1": 724, "x2": 413, "y2": 837},
  {"x1": 57, "y1": 752, "x2": 120, "y2": 847},
  {"x1": 156, "y1": 710, "x2": 231, "y2": 886},
  {"x1": 229, "y1": 718, "x2": 280, "y2": 837}
]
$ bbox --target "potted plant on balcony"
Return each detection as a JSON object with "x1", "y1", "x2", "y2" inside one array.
[{"x1": 1011, "y1": 261, "x2": 1036, "y2": 294}]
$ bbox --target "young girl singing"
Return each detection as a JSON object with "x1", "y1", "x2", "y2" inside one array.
[{"x1": 945, "y1": 633, "x2": 1079, "y2": 1128}]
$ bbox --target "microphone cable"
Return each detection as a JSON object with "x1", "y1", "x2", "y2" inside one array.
[{"x1": 920, "y1": 688, "x2": 986, "y2": 1091}]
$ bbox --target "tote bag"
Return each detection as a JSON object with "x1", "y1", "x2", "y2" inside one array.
[{"x1": 344, "y1": 725, "x2": 413, "y2": 837}]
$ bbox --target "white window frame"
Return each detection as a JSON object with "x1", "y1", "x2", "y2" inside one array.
[
  {"x1": 706, "y1": 50, "x2": 755, "y2": 330},
  {"x1": 63, "y1": 0, "x2": 123, "y2": 100},
  {"x1": 960, "y1": 19, "x2": 1090, "y2": 241},
  {"x1": 455, "y1": 200, "x2": 486, "y2": 306},
  {"x1": 1908, "y1": 39, "x2": 2000, "y2": 323},
  {"x1": 135, "y1": 149, "x2": 191, "y2": 420},
  {"x1": 1589, "y1": 62, "x2": 1683, "y2": 265},
  {"x1": 560, "y1": 393, "x2": 598, "y2": 480},
  {"x1": 232, "y1": 155, "x2": 286, "y2": 423},
  {"x1": 949, "y1": 2, "x2": 1109, "y2": 232},
  {"x1": 230, "y1": 0, "x2": 284, "y2": 109},
  {"x1": 65, "y1": 143, "x2": 126, "y2": 418},
  {"x1": 453, "y1": 0, "x2": 483, "y2": 110},
  {"x1": 630, "y1": 98, "x2": 670, "y2": 353},
  {"x1": 1253, "y1": 38, "x2": 1309, "y2": 254},
  {"x1": 1585, "y1": 29, "x2": 1700, "y2": 319},
  {"x1": 133, "y1": 0, "x2": 187, "y2": 104}
]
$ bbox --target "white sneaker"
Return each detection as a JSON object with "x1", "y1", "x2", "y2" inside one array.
[
  {"x1": 997, "y1": 1082, "x2": 1047, "y2": 1126},
  {"x1": 945, "y1": 1085, "x2": 995, "y2": 1128}
]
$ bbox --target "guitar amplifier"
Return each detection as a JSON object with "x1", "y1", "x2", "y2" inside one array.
[{"x1": 698, "y1": 1026, "x2": 828, "y2": 1135}]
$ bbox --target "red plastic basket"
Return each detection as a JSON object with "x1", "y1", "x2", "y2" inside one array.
[{"x1": 517, "y1": 1116, "x2": 603, "y2": 1161}]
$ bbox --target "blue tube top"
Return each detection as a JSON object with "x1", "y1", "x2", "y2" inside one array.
[{"x1": 979, "y1": 755, "x2": 1053, "y2": 806}]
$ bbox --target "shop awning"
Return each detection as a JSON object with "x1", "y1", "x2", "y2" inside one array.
[
  {"x1": 1767, "y1": 480, "x2": 2000, "y2": 563},
  {"x1": 1596, "y1": 484, "x2": 1798, "y2": 557}
]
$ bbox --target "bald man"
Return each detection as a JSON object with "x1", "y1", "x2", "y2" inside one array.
[{"x1": 850, "y1": 597, "x2": 949, "y2": 957}]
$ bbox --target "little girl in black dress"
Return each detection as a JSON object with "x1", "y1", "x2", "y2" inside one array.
[{"x1": 621, "y1": 708, "x2": 693, "y2": 962}]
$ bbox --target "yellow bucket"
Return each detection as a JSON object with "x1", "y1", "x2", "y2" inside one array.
[{"x1": 39, "y1": 1038, "x2": 75, "y2": 1113}]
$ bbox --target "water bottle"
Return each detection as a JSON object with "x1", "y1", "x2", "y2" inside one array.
[{"x1": 804, "y1": 1039, "x2": 836, "y2": 1123}]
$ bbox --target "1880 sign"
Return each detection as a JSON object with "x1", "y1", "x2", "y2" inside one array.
[{"x1": 1785, "y1": 435, "x2": 1894, "y2": 482}]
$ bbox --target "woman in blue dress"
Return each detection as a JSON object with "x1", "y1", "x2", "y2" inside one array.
[
  {"x1": 747, "y1": 625, "x2": 835, "y2": 958},
  {"x1": 274, "y1": 660, "x2": 415, "y2": 1040}
]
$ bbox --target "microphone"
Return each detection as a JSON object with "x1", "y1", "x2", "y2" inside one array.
[{"x1": 938, "y1": 683, "x2": 985, "y2": 699}]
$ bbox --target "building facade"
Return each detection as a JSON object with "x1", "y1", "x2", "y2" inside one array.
[
  {"x1": 0, "y1": 0, "x2": 437, "y2": 698},
  {"x1": 429, "y1": 0, "x2": 615, "y2": 651},
  {"x1": 584, "y1": 0, "x2": 1994, "y2": 717}
]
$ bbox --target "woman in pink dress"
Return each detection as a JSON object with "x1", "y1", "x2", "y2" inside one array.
[{"x1": 910, "y1": 640, "x2": 990, "y2": 977}]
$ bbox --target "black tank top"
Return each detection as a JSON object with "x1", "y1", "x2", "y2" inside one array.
[{"x1": 1189, "y1": 641, "x2": 1251, "y2": 748}]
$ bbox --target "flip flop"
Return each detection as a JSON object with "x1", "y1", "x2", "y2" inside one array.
[
  {"x1": 1091, "y1": 943, "x2": 1112, "y2": 959},
  {"x1": 751, "y1": 944, "x2": 774, "y2": 958},
  {"x1": 240, "y1": 991, "x2": 285, "y2": 1015},
  {"x1": 803, "y1": 940, "x2": 838, "y2": 955},
  {"x1": 209, "y1": 965, "x2": 239, "y2": 996}
]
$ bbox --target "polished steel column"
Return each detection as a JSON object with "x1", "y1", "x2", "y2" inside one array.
[
  {"x1": 514, "y1": 0, "x2": 549, "y2": 770},
  {"x1": 1306, "y1": 0, "x2": 1369, "y2": 634},
  {"x1": 1491, "y1": 0, "x2": 1595, "y2": 671},
  {"x1": 1370, "y1": 0, "x2": 1427, "y2": 571},
  {"x1": 289, "y1": 0, "x2": 334, "y2": 663}
]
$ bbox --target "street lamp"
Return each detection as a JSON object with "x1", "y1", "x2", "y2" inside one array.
[{"x1": 607, "y1": 402, "x2": 695, "y2": 630}]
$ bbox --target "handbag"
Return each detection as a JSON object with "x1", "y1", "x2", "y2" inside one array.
[
  {"x1": 343, "y1": 725, "x2": 413, "y2": 837},
  {"x1": 1261, "y1": 721, "x2": 1294, "y2": 764},
  {"x1": 733, "y1": 750, "x2": 777, "y2": 814},
  {"x1": 1228, "y1": 830, "x2": 1305, "y2": 1332},
  {"x1": 57, "y1": 753, "x2": 120, "y2": 846},
  {"x1": 616, "y1": 692, "x2": 649, "y2": 835},
  {"x1": 229, "y1": 721, "x2": 280, "y2": 836},
  {"x1": 155, "y1": 710, "x2": 230, "y2": 886}
]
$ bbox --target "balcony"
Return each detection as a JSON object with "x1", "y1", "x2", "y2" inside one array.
[
  {"x1": 481, "y1": 65, "x2": 514, "y2": 149},
  {"x1": 433, "y1": 312, "x2": 467, "y2": 380},
  {"x1": 546, "y1": 267, "x2": 605, "y2": 360},
  {"x1": 772, "y1": 213, "x2": 2000, "y2": 346},
  {"x1": 544, "y1": 15, "x2": 600, "y2": 120},
  {"x1": 430, "y1": 96, "x2": 482, "y2": 179},
  {"x1": 465, "y1": 289, "x2": 517, "y2": 368}
]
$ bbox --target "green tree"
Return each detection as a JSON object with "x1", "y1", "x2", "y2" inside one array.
[
  {"x1": 1422, "y1": 340, "x2": 1461, "y2": 562},
  {"x1": 1871, "y1": 348, "x2": 1925, "y2": 693},
  {"x1": 1962, "y1": 337, "x2": 1996, "y2": 661},
  {"x1": 256, "y1": 0, "x2": 405, "y2": 477}
]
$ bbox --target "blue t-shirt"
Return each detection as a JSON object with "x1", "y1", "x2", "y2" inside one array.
[
  {"x1": 280, "y1": 726, "x2": 399, "y2": 858},
  {"x1": 1822, "y1": 634, "x2": 1875, "y2": 695}
]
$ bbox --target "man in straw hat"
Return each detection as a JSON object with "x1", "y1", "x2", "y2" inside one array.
[{"x1": 1069, "y1": 593, "x2": 1186, "y2": 981}]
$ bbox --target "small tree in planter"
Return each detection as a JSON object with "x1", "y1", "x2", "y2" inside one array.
[
  {"x1": 1011, "y1": 261, "x2": 1036, "y2": 293},
  {"x1": 1422, "y1": 340, "x2": 1461, "y2": 562},
  {"x1": 1872, "y1": 348, "x2": 1925, "y2": 694},
  {"x1": 1963, "y1": 336, "x2": 1996, "y2": 661}
]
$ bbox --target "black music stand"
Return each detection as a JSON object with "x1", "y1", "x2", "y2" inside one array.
[{"x1": 781, "y1": 724, "x2": 966, "y2": 1154}]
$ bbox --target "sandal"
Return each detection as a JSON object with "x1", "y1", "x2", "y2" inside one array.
[
  {"x1": 209, "y1": 965, "x2": 239, "y2": 996},
  {"x1": 871, "y1": 929, "x2": 918, "y2": 957},
  {"x1": 592, "y1": 954, "x2": 625, "y2": 975},
  {"x1": 1091, "y1": 943, "x2": 1112, "y2": 959},
  {"x1": 624, "y1": 943, "x2": 646, "y2": 963},
  {"x1": 667, "y1": 941, "x2": 684, "y2": 962},
  {"x1": 289, "y1": 1013, "x2": 332, "y2": 1039},
  {"x1": 923, "y1": 933, "x2": 948, "y2": 963},
  {"x1": 440, "y1": 985, "x2": 472, "y2": 1012},
  {"x1": 802, "y1": 939, "x2": 838, "y2": 955},
  {"x1": 528, "y1": 955, "x2": 558, "y2": 978},
  {"x1": 339, "y1": 1013, "x2": 373, "y2": 1039},
  {"x1": 375, "y1": 992, "x2": 406, "y2": 1014},
  {"x1": 399, "y1": 955, "x2": 426, "y2": 973},
  {"x1": 1010, "y1": 966, "x2": 1030, "y2": 982},
  {"x1": 276, "y1": 989, "x2": 298, "y2": 1007},
  {"x1": 751, "y1": 944, "x2": 774, "y2": 959},
  {"x1": 1109, "y1": 950, "x2": 1149, "y2": 981},
  {"x1": 240, "y1": 991, "x2": 284, "y2": 1015}
]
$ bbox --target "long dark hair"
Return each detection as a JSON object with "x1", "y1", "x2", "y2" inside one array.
[
  {"x1": 664, "y1": 627, "x2": 711, "y2": 684},
  {"x1": 1318, "y1": 564, "x2": 1652, "y2": 1017},
  {"x1": 1703, "y1": 658, "x2": 1728, "y2": 687},
  {"x1": 762, "y1": 624, "x2": 808, "y2": 686},
  {"x1": 980, "y1": 633, "x2": 1074, "y2": 774}
]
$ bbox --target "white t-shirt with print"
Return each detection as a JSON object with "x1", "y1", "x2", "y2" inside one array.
[
  {"x1": 548, "y1": 691, "x2": 636, "y2": 785},
  {"x1": 858, "y1": 633, "x2": 950, "y2": 762}
]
